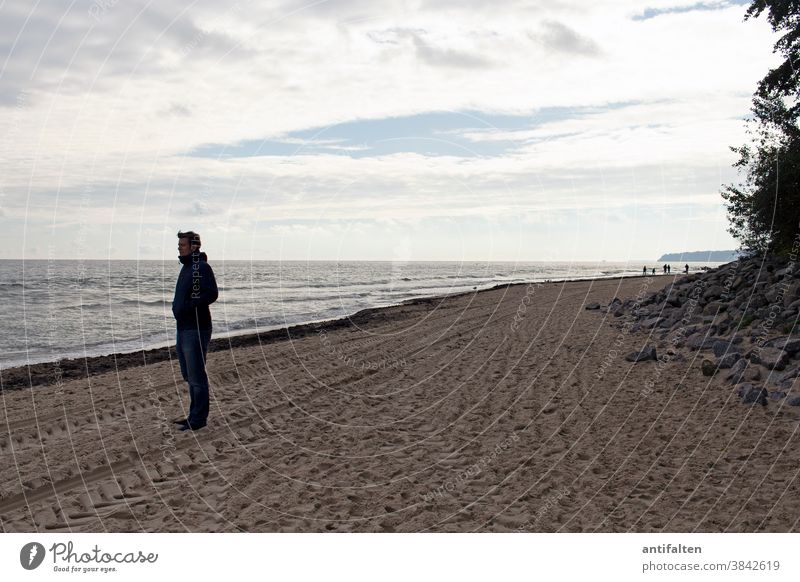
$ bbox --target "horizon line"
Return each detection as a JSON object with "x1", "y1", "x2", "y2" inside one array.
[{"x1": 0, "y1": 257, "x2": 729, "y2": 263}]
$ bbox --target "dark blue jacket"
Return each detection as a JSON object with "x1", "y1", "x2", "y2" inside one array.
[{"x1": 172, "y1": 251, "x2": 218, "y2": 331}]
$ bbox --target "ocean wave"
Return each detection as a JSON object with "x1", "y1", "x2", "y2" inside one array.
[
  {"x1": 120, "y1": 298, "x2": 171, "y2": 306},
  {"x1": 279, "y1": 291, "x2": 372, "y2": 303},
  {"x1": 54, "y1": 298, "x2": 171, "y2": 311}
]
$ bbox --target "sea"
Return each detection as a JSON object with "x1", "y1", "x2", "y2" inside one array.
[{"x1": 0, "y1": 259, "x2": 724, "y2": 369}]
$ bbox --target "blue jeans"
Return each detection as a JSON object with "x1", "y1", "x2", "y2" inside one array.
[{"x1": 176, "y1": 328, "x2": 212, "y2": 427}]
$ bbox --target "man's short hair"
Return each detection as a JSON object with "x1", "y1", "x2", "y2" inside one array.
[{"x1": 177, "y1": 230, "x2": 201, "y2": 249}]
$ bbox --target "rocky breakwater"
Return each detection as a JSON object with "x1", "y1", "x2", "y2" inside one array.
[{"x1": 591, "y1": 255, "x2": 800, "y2": 406}]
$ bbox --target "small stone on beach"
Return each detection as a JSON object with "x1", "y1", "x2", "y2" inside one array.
[{"x1": 625, "y1": 346, "x2": 657, "y2": 362}]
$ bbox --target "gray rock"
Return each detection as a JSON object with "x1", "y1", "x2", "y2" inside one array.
[
  {"x1": 703, "y1": 285, "x2": 724, "y2": 300},
  {"x1": 718, "y1": 352, "x2": 741, "y2": 369},
  {"x1": 788, "y1": 396, "x2": 800, "y2": 406},
  {"x1": 625, "y1": 346, "x2": 657, "y2": 362},
  {"x1": 739, "y1": 384, "x2": 768, "y2": 406},
  {"x1": 712, "y1": 340, "x2": 740, "y2": 358},
  {"x1": 585, "y1": 302, "x2": 601, "y2": 310},
  {"x1": 729, "y1": 357, "x2": 748, "y2": 376},
  {"x1": 749, "y1": 347, "x2": 789, "y2": 371},
  {"x1": 747, "y1": 366, "x2": 763, "y2": 382},
  {"x1": 686, "y1": 334, "x2": 721, "y2": 350},
  {"x1": 769, "y1": 391, "x2": 787, "y2": 400},
  {"x1": 783, "y1": 282, "x2": 800, "y2": 307},
  {"x1": 764, "y1": 336, "x2": 800, "y2": 355},
  {"x1": 765, "y1": 287, "x2": 783, "y2": 304},
  {"x1": 726, "y1": 360, "x2": 762, "y2": 385},
  {"x1": 641, "y1": 316, "x2": 664, "y2": 329},
  {"x1": 716, "y1": 323, "x2": 731, "y2": 336},
  {"x1": 775, "y1": 366, "x2": 799, "y2": 384},
  {"x1": 703, "y1": 301, "x2": 728, "y2": 315}
]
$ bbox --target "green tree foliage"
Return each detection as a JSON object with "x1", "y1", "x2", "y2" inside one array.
[{"x1": 722, "y1": 1, "x2": 800, "y2": 255}]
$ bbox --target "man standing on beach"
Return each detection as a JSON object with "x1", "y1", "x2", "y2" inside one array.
[{"x1": 172, "y1": 230, "x2": 218, "y2": 431}]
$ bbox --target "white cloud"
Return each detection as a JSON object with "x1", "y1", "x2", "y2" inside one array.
[
  {"x1": 528, "y1": 20, "x2": 602, "y2": 56},
  {"x1": 0, "y1": 0, "x2": 778, "y2": 259}
]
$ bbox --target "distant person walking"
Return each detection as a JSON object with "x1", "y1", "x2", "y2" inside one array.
[
  {"x1": 663, "y1": 264, "x2": 667, "y2": 274},
  {"x1": 643, "y1": 266, "x2": 647, "y2": 276},
  {"x1": 667, "y1": 264, "x2": 671, "y2": 274},
  {"x1": 685, "y1": 264, "x2": 689, "y2": 274},
  {"x1": 172, "y1": 230, "x2": 218, "y2": 431},
  {"x1": 651, "y1": 268, "x2": 656, "y2": 275}
]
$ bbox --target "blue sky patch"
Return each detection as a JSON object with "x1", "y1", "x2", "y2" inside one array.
[
  {"x1": 188, "y1": 104, "x2": 638, "y2": 160},
  {"x1": 633, "y1": 1, "x2": 750, "y2": 21}
]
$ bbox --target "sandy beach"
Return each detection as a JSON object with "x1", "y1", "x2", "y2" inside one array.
[{"x1": 2, "y1": 274, "x2": 799, "y2": 533}]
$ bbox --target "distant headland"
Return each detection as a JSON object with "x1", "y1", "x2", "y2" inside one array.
[{"x1": 657, "y1": 250, "x2": 740, "y2": 262}]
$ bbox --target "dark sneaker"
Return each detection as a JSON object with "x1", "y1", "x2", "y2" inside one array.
[{"x1": 179, "y1": 422, "x2": 207, "y2": 432}]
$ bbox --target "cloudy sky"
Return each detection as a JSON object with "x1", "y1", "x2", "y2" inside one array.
[{"x1": 0, "y1": 0, "x2": 779, "y2": 261}]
